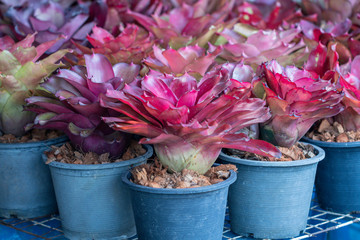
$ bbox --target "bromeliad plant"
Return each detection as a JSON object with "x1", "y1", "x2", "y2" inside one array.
[
  {"x1": 101, "y1": 64, "x2": 281, "y2": 174},
  {"x1": 253, "y1": 60, "x2": 344, "y2": 147},
  {"x1": 73, "y1": 24, "x2": 155, "y2": 65},
  {"x1": 218, "y1": 24, "x2": 307, "y2": 67},
  {"x1": 299, "y1": 20, "x2": 355, "y2": 67},
  {"x1": 0, "y1": 34, "x2": 67, "y2": 136},
  {"x1": 300, "y1": 19, "x2": 352, "y2": 45},
  {"x1": 234, "y1": 0, "x2": 302, "y2": 30},
  {"x1": 335, "y1": 56, "x2": 360, "y2": 131},
  {"x1": 5, "y1": 0, "x2": 107, "y2": 53},
  {"x1": 104, "y1": 0, "x2": 169, "y2": 30},
  {"x1": 128, "y1": 0, "x2": 236, "y2": 49},
  {"x1": 143, "y1": 45, "x2": 221, "y2": 76},
  {"x1": 301, "y1": 0, "x2": 360, "y2": 26},
  {"x1": 26, "y1": 53, "x2": 140, "y2": 156}
]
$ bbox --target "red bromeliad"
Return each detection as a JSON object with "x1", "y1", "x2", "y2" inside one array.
[
  {"x1": 300, "y1": 20, "x2": 355, "y2": 66},
  {"x1": 74, "y1": 24, "x2": 155, "y2": 65},
  {"x1": 336, "y1": 56, "x2": 360, "y2": 130},
  {"x1": 234, "y1": 0, "x2": 302, "y2": 30},
  {"x1": 101, "y1": 64, "x2": 280, "y2": 174},
  {"x1": 254, "y1": 60, "x2": 344, "y2": 147},
  {"x1": 143, "y1": 45, "x2": 221, "y2": 76}
]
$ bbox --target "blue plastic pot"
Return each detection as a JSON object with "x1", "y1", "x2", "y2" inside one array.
[
  {"x1": 47, "y1": 144, "x2": 153, "y2": 240},
  {"x1": 303, "y1": 137, "x2": 360, "y2": 213},
  {"x1": 218, "y1": 143, "x2": 325, "y2": 239},
  {"x1": 0, "y1": 136, "x2": 68, "y2": 219},
  {"x1": 122, "y1": 168, "x2": 237, "y2": 240}
]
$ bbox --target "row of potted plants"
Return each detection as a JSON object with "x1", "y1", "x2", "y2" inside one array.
[{"x1": 1, "y1": 0, "x2": 360, "y2": 239}]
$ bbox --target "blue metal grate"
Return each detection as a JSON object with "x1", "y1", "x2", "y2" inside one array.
[
  {"x1": 1, "y1": 200, "x2": 360, "y2": 240},
  {"x1": 0, "y1": 215, "x2": 64, "y2": 240}
]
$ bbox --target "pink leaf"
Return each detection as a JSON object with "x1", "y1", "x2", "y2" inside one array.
[
  {"x1": 177, "y1": 89, "x2": 198, "y2": 108},
  {"x1": 106, "y1": 119, "x2": 163, "y2": 138},
  {"x1": 221, "y1": 138, "x2": 281, "y2": 158},
  {"x1": 162, "y1": 48, "x2": 187, "y2": 73},
  {"x1": 139, "y1": 133, "x2": 183, "y2": 144},
  {"x1": 169, "y1": 74, "x2": 197, "y2": 99},
  {"x1": 90, "y1": 26, "x2": 114, "y2": 45},
  {"x1": 0, "y1": 36, "x2": 15, "y2": 50},
  {"x1": 105, "y1": 89, "x2": 161, "y2": 127},
  {"x1": 85, "y1": 54, "x2": 115, "y2": 83},
  {"x1": 142, "y1": 75, "x2": 177, "y2": 105},
  {"x1": 304, "y1": 43, "x2": 327, "y2": 76},
  {"x1": 112, "y1": 63, "x2": 140, "y2": 84},
  {"x1": 285, "y1": 88, "x2": 312, "y2": 104},
  {"x1": 57, "y1": 69, "x2": 87, "y2": 86}
]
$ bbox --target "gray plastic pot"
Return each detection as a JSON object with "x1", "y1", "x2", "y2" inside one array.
[
  {"x1": 47, "y1": 144, "x2": 153, "y2": 240},
  {"x1": 0, "y1": 135, "x2": 68, "y2": 219},
  {"x1": 303, "y1": 137, "x2": 360, "y2": 213},
  {"x1": 122, "y1": 168, "x2": 237, "y2": 240},
  {"x1": 218, "y1": 143, "x2": 325, "y2": 239}
]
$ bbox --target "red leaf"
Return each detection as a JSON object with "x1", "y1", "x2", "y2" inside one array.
[
  {"x1": 221, "y1": 138, "x2": 281, "y2": 158},
  {"x1": 109, "y1": 120, "x2": 163, "y2": 138},
  {"x1": 139, "y1": 133, "x2": 183, "y2": 144},
  {"x1": 279, "y1": 75, "x2": 296, "y2": 99},
  {"x1": 285, "y1": 88, "x2": 312, "y2": 104},
  {"x1": 105, "y1": 89, "x2": 161, "y2": 127}
]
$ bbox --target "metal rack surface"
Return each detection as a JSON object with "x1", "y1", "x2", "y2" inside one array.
[{"x1": 1, "y1": 199, "x2": 360, "y2": 240}]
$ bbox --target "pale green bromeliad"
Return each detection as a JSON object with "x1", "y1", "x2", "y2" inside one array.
[{"x1": 0, "y1": 34, "x2": 67, "y2": 136}]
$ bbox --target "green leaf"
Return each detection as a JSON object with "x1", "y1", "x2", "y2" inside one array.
[
  {"x1": 0, "y1": 50, "x2": 21, "y2": 75},
  {"x1": 233, "y1": 23, "x2": 258, "y2": 38},
  {"x1": 0, "y1": 75, "x2": 27, "y2": 92},
  {"x1": 34, "y1": 112, "x2": 57, "y2": 125},
  {"x1": 213, "y1": 35, "x2": 228, "y2": 46},
  {"x1": 168, "y1": 36, "x2": 192, "y2": 50},
  {"x1": 13, "y1": 61, "x2": 51, "y2": 90},
  {"x1": 68, "y1": 122, "x2": 94, "y2": 137},
  {"x1": 39, "y1": 49, "x2": 69, "y2": 67},
  {"x1": 0, "y1": 91, "x2": 35, "y2": 136},
  {"x1": 14, "y1": 49, "x2": 67, "y2": 90},
  {"x1": 194, "y1": 25, "x2": 220, "y2": 48},
  {"x1": 253, "y1": 80, "x2": 266, "y2": 99},
  {"x1": 0, "y1": 89, "x2": 11, "y2": 117}
]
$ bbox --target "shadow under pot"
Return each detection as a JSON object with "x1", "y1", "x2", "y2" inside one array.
[
  {"x1": 303, "y1": 137, "x2": 360, "y2": 213},
  {"x1": 122, "y1": 168, "x2": 237, "y2": 240},
  {"x1": 218, "y1": 143, "x2": 325, "y2": 239},
  {"x1": 0, "y1": 135, "x2": 68, "y2": 219},
  {"x1": 46, "y1": 144, "x2": 153, "y2": 240}
]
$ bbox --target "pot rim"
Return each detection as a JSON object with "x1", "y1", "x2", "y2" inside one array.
[
  {"x1": 46, "y1": 144, "x2": 153, "y2": 170},
  {"x1": 121, "y1": 168, "x2": 237, "y2": 195},
  {"x1": 219, "y1": 142, "x2": 325, "y2": 167},
  {"x1": 302, "y1": 136, "x2": 360, "y2": 148},
  {"x1": 0, "y1": 135, "x2": 68, "y2": 150}
]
